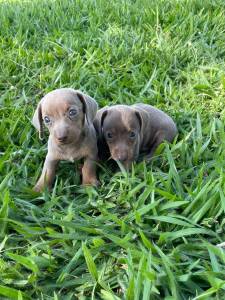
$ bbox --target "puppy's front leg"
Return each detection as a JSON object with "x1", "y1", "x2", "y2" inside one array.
[
  {"x1": 82, "y1": 157, "x2": 99, "y2": 186},
  {"x1": 145, "y1": 132, "x2": 165, "y2": 162},
  {"x1": 34, "y1": 154, "x2": 59, "y2": 192}
]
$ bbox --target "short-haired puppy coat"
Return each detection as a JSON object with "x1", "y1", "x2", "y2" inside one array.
[
  {"x1": 32, "y1": 88, "x2": 98, "y2": 192},
  {"x1": 94, "y1": 104, "x2": 177, "y2": 168}
]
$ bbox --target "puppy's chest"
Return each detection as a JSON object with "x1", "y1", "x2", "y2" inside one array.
[{"x1": 56, "y1": 146, "x2": 84, "y2": 161}]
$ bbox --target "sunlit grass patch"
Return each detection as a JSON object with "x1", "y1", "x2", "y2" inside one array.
[{"x1": 0, "y1": 0, "x2": 225, "y2": 299}]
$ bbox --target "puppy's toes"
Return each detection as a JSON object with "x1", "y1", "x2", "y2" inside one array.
[
  {"x1": 82, "y1": 178, "x2": 100, "y2": 187},
  {"x1": 33, "y1": 184, "x2": 42, "y2": 193},
  {"x1": 93, "y1": 179, "x2": 100, "y2": 187}
]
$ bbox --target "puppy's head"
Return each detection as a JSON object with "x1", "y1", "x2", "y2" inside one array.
[
  {"x1": 32, "y1": 88, "x2": 95, "y2": 145},
  {"x1": 100, "y1": 106, "x2": 142, "y2": 168}
]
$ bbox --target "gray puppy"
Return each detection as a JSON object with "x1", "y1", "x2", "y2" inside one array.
[
  {"x1": 94, "y1": 104, "x2": 177, "y2": 168},
  {"x1": 32, "y1": 88, "x2": 98, "y2": 192}
]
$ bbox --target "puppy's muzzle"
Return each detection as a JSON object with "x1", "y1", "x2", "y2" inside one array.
[
  {"x1": 55, "y1": 133, "x2": 68, "y2": 144},
  {"x1": 113, "y1": 150, "x2": 128, "y2": 162},
  {"x1": 117, "y1": 153, "x2": 128, "y2": 162}
]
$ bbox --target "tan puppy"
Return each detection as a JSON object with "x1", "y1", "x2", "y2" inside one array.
[
  {"x1": 94, "y1": 104, "x2": 177, "y2": 168},
  {"x1": 32, "y1": 88, "x2": 98, "y2": 192}
]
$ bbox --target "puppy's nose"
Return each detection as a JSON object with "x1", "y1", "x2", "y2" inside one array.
[
  {"x1": 117, "y1": 153, "x2": 128, "y2": 162},
  {"x1": 56, "y1": 134, "x2": 68, "y2": 143}
]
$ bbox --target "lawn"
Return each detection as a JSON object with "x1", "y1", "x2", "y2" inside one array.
[{"x1": 0, "y1": 0, "x2": 225, "y2": 299}]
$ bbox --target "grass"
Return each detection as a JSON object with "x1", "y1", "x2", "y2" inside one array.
[{"x1": 0, "y1": 0, "x2": 225, "y2": 299}]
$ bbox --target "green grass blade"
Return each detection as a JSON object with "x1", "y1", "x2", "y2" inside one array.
[{"x1": 82, "y1": 243, "x2": 98, "y2": 282}]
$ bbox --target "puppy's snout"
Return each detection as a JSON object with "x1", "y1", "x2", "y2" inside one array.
[
  {"x1": 57, "y1": 134, "x2": 68, "y2": 143},
  {"x1": 54, "y1": 129, "x2": 68, "y2": 144},
  {"x1": 53, "y1": 122, "x2": 70, "y2": 144},
  {"x1": 113, "y1": 148, "x2": 128, "y2": 162},
  {"x1": 117, "y1": 153, "x2": 128, "y2": 162}
]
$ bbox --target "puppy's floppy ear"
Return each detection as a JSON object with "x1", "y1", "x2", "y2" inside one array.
[
  {"x1": 133, "y1": 107, "x2": 149, "y2": 137},
  {"x1": 93, "y1": 107, "x2": 108, "y2": 138},
  {"x1": 101, "y1": 110, "x2": 108, "y2": 129},
  {"x1": 76, "y1": 92, "x2": 98, "y2": 126},
  {"x1": 135, "y1": 111, "x2": 142, "y2": 130},
  {"x1": 32, "y1": 102, "x2": 44, "y2": 140}
]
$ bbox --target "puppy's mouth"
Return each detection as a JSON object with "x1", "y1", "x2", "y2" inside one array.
[
  {"x1": 112, "y1": 156, "x2": 132, "y2": 168},
  {"x1": 55, "y1": 138, "x2": 71, "y2": 145},
  {"x1": 57, "y1": 140, "x2": 70, "y2": 145},
  {"x1": 55, "y1": 135, "x2": 82, "y2": 146}
]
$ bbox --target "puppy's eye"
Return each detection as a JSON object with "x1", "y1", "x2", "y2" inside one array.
[
  {"x1": 69, "y1": 109, "x2": 77, "y2": 117},
  {"x1": 44, "y1": 116, "x2": 50, "y2": 124},
  {"x1": 129, "y1": 131, "x2": 136, "y2": 138},
  {"x1": 106, "y1": 132, "x2": 113, "y2": 139}
]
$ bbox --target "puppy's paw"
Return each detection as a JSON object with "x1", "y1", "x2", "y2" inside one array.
[
  {"x1": 82, "y1": 177, "x2": 100, "y2": 187},
  {"x1": 33, "y1": 184, "x2": 43, "y2": 193}
]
